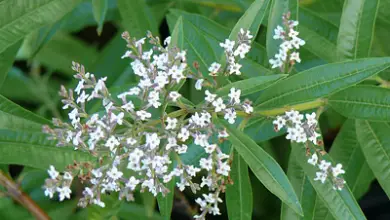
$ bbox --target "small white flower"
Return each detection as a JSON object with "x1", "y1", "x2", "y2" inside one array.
[
  {"x1": 136, "y1": 110, "x2": 151, "y2": 121},
  {"x1": 318, "y1": 160, "x2": 331, "y2": 171},
  {"x1": 234, "y1": 44, "x2": 250, "y2": 59},
  {"x1": 314, "y1": 171, "x2": 327, "y2": 183},
  {"x1": 105, "y1": 136, "x2": 120, "y2": 151},
  {"x1": 305, "y1": 112, "x2": 317, "y2": 126},
  {"x1": 110, "y1": 112, "x2": 124, "y2": 125},
  {"x1": 135, "y1": 38, "x2": 146, "y2": 47},
  {"x1": 126, "y1": 176, "x2": 140, "y2": 191},
  {"x1": 44, "y1": 187, "x2": 55, "y2": 198},
  {"x1": 308, "y1": 153, "x2": 318, "y2": 166},
  {"x1": 204, "y1": 144, "x2": 216, "y2": 154},
  {"x1": 229, "y1": 62, "x2": 242, "y2": 75},
  {"x1": 288, "y1": 29, "x2": 299, "y2": 38},
  {"x1": 76, "y1": 91, "x2": 89, "y2": 103},
  {"x1": 218, "y1": 129, "x2": 229, "y2": 138},
  {"x1": 128, "y1": 87, "x2": 141, "y2": 95},
  {"x1": 290, "y1": 36, "x2": 305, "y2": 49},
  {"x1": 63, "y1": 172, "x2": 73, "y2": 180},
  {"x1": 164, "y1": 36, "x2": 171, "y2": 46},
  {"x1": 200, "y1": 158, "x2": 213, "y2": 171},
  {"x1": 126, "y1": 138, "x2": 137, "y2": 146},
  {"x1": 219, "y1": 39, "x2": 235, "y2": 52},
  {"x1": 332, "y1": 164, "x2": 345, "y2": 177},
  {"x1": 166, "y1": 117, "x2": 177, "y2": 130},
  {"x1": 93, "y1": 199, "x2": 105, "y2": 208},
  {"x1": 205, "y1": 90, "x2": 216, "y2": 103},
  {"x1": 175, "y1": 51, "x2": 186, "y2": 61},
  {"x1": 75, "y1": 79, "x2": 85, "y2": 95},
  {"x1": 228, "y1": 87, "x2": 241, "y2": 104},
  {"x1": 216, "y1": 162, "x2": 230, "y2": 176},
  {"x1": 269, "y1": 58, "x2": 283, "y2": 69},
  {"x1": 142, "y1": 49, "x2": 153, "y2": 60},
  {"x1": 145, "y1": 133, "x2": 160, "y2": 150},
  {"x1": 48, "y1": 165, "x2": 59, "y2": 179},
  {"x1": 107, "y1": 166, "x2": 123, "y2": 180},
  {"x1": 178, "y1": 127, "x2": 190, "y2": 141},
  {"x1": 121, "y1": 50, "x2": 132, "y2": 59},
  {"x1": 195, "y1": 79, "x2": 204, "y2": 90},
  {"x1": 243, "y1": 103, "x2": 253, "y2": 114},
  {"x1": 273, "y1": 116, "x2": 286, "y2": 131},
  {"x1": 240, "y1": 28, "x2": 253, "y2": 39},
  {"x1": 57, "y1": 186, "x2": 71, "y2": 201},
  {"x1": 186, "y1": 165, "x2": 201, "y2": 177},
  {"x1": 122, "y1": 101, "x2": 135, "y2": 112},
  {"x1": 208, "y1": 62, "x2": 221, "y2": 74},
  {"x1": 224, "y1": 108, "x2": 236, "y2": 124},
  {"x1": 169, "y1": 91, "x2": 181, "y2": 102},
  {"x1": 176, "y1": 144, "x2": 188, "y2": 154},
  {"x1": 290, "y1": 52, "x2": 301, "y2": 63},
  {"x1": 212, "y1": 98, "x2": 226, "y2": 112},
  {"x1": 273, "y1": 25, "x2": 285, "y2": 40}
]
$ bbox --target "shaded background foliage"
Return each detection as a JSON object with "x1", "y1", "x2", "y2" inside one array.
[{"x1": 0, "y1": 0, "x2": 390, "y2": 219}]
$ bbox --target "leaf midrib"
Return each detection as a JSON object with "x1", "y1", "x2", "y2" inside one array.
[{"x1": 257, "y1": 63, "x2": 389, "y2": 107}]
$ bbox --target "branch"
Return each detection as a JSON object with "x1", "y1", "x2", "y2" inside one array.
[{"x1": 0, "y1": 171, "x2": 50, "y2": 220}]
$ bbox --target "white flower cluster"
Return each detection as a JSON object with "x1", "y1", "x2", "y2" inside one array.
[
  {"x1": 273, "y1": 110, "x2": 346, "y2": 190},
  {"x1": 308, "y1": 153, "x2": 346, "y2": 190},
  {"x1": 42, "y1": 30, "x2": 255, "y2": 219},
  {"x1": 216, "y1": 28, "x2": 253, "y2": 76},
  {"x1": 269, "y1": 12, "x2": 305, "y2": 71}
]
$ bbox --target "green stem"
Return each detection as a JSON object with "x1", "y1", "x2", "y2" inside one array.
[{"x1": 254, "y1": 99, "x2": 326, "y2": 117}]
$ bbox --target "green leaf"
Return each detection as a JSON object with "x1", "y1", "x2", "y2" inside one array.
[
  {"x1": 91, "y1": 31, "x2": 134, "y2": 88},
  {"x1": 157, "y1": 154, "x2": 175, "y2": 220},
  {"x1": 117, "y1": 0, "x2": 158, "y2": 37},
  {"x1": 0, "y1": 0, "x2": 83, "y2": 53},
  {"x1": 157, "y1": 180, "x2": 175, "y2": 220},
  {"x1": 337, "y1": 0, "x2": 380, "y2": 60},
  {"x1": 166, "y1": 14, "x2": 217, "y2": 76},
  {"x1": 35, "y1": 32, "x2": 99, "y2": 75},
  {"x1": 229, "y1": 0, "x2": 271, "y2": 42},
  {"x1": 281, "y1": 155, "x2": 316, "y2": 220},
  {"x1": 0, "y1": 129, "x2": 94, "y2": 171},
  {"x1": 0, "y1": 41, "x2": 21, "y2": 88},
  {"x1": 142, "y1": 192, "x2": 156, "y2": 218},
  {"x1": 266, "y1": 0, "x2": 298, "y2": 60},
  {"x1": 298, "y1": 7, "x2": 339, "y2": 63},
  {"x1": 255, "y1": 57, "x2": 390, "y2": 109},
  {"x1": 0, "y1": 94, "x2": 50, "y2": 131},
  {"x1": 291, "y1": 142, "x2": 366, "y2": 220},
  {"x1": 118, "y1": 202, "x2": 164, "y2": 220},
  {"x1": 330, "y1": 119, "x2": 375, "y2": 199},
  {"x1": 216, "y1": 117, "x2": 303, "y2": 216},
  {"x1": 356, "y1": 120, "x2": 390, "y2": 198},
  {"x1": 92, "y1": 0, "x2": 108, "y2": 35},
  {"x1": 312, "y1": 119, "x2": 375, "y2": 220},
  {"x1": 226, "y1": 150, "x2": 253, "y2": 220},
  {"x1": 216, "y1": 74, "x2": 286, "y2": 97},
  {"x1": 169, "y1": 16, "x2": 184, "y2": 50},
  {"x1": 329, "y1": 85, "x2": 390, "y2": 121},
  {"x1": 168, "y1": 9, "x2": 270, "y2": 68}
]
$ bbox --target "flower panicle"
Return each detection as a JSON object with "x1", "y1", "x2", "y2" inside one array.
[{"x1": 43, "y1": 29, "x2": 255, "y2": 219}]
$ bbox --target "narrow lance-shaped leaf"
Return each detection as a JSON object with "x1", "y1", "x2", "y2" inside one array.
[
  {"x1": 291, "y1": 142, "x2": 366, "y2": 220},
  {"x1": 0, "y1": 0, "x2": 83, "y2": 53},
  {"x1": 0, "y1": 42, "x2": 21, "y2": 88},
  {"x1": 281, "y1": 154, "x2": 316, "y2": 220},
  {"x1": 166, "y1": 14, "x2": 217, "y2": 76},
  {"x1": 226, "y1": 120, "x2": 253, "y2": 220},
  {"x1": 329, "y1": 86, "x2": 390, "y2": 121},
  {"x1": 92, "y1": 0, "x2": 108, "y2": 35},
  {"x1": 356, "y1": 120, "x2": 390, "y2": 198},
  {"x1": 157, "y1": 153, "x2": 176, "y2": 220},
  {"x1": 216, "y1": 74, "x2": 286, "y2": 97},
  {"x1": 0, "y1": 94, "x2": 50, "y2": 131},
  {"x1": 0, "y1": 129, "x2": 94, "y2": 171},
  {"x1": 117, "y1": 0, "x2": 158, "y2": 37},
  {"x1": 255, "y1": 57, "x2": 390, "y2": 108},
  {"x1": 312, "y1": 119, "x2": 375, "y2": 220},
  {"x1": 266, "y1": 0, "x2": 298, "y2": 60},
  {"x1": 219, "y1": 0, "x2": 271, "y2": 74},
  {"x1": 215, "y1": 117, "x2": 303, "y2": 216},
  {"x1": 337, "y1": 0, "x2": 380, "y2": 60}
]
